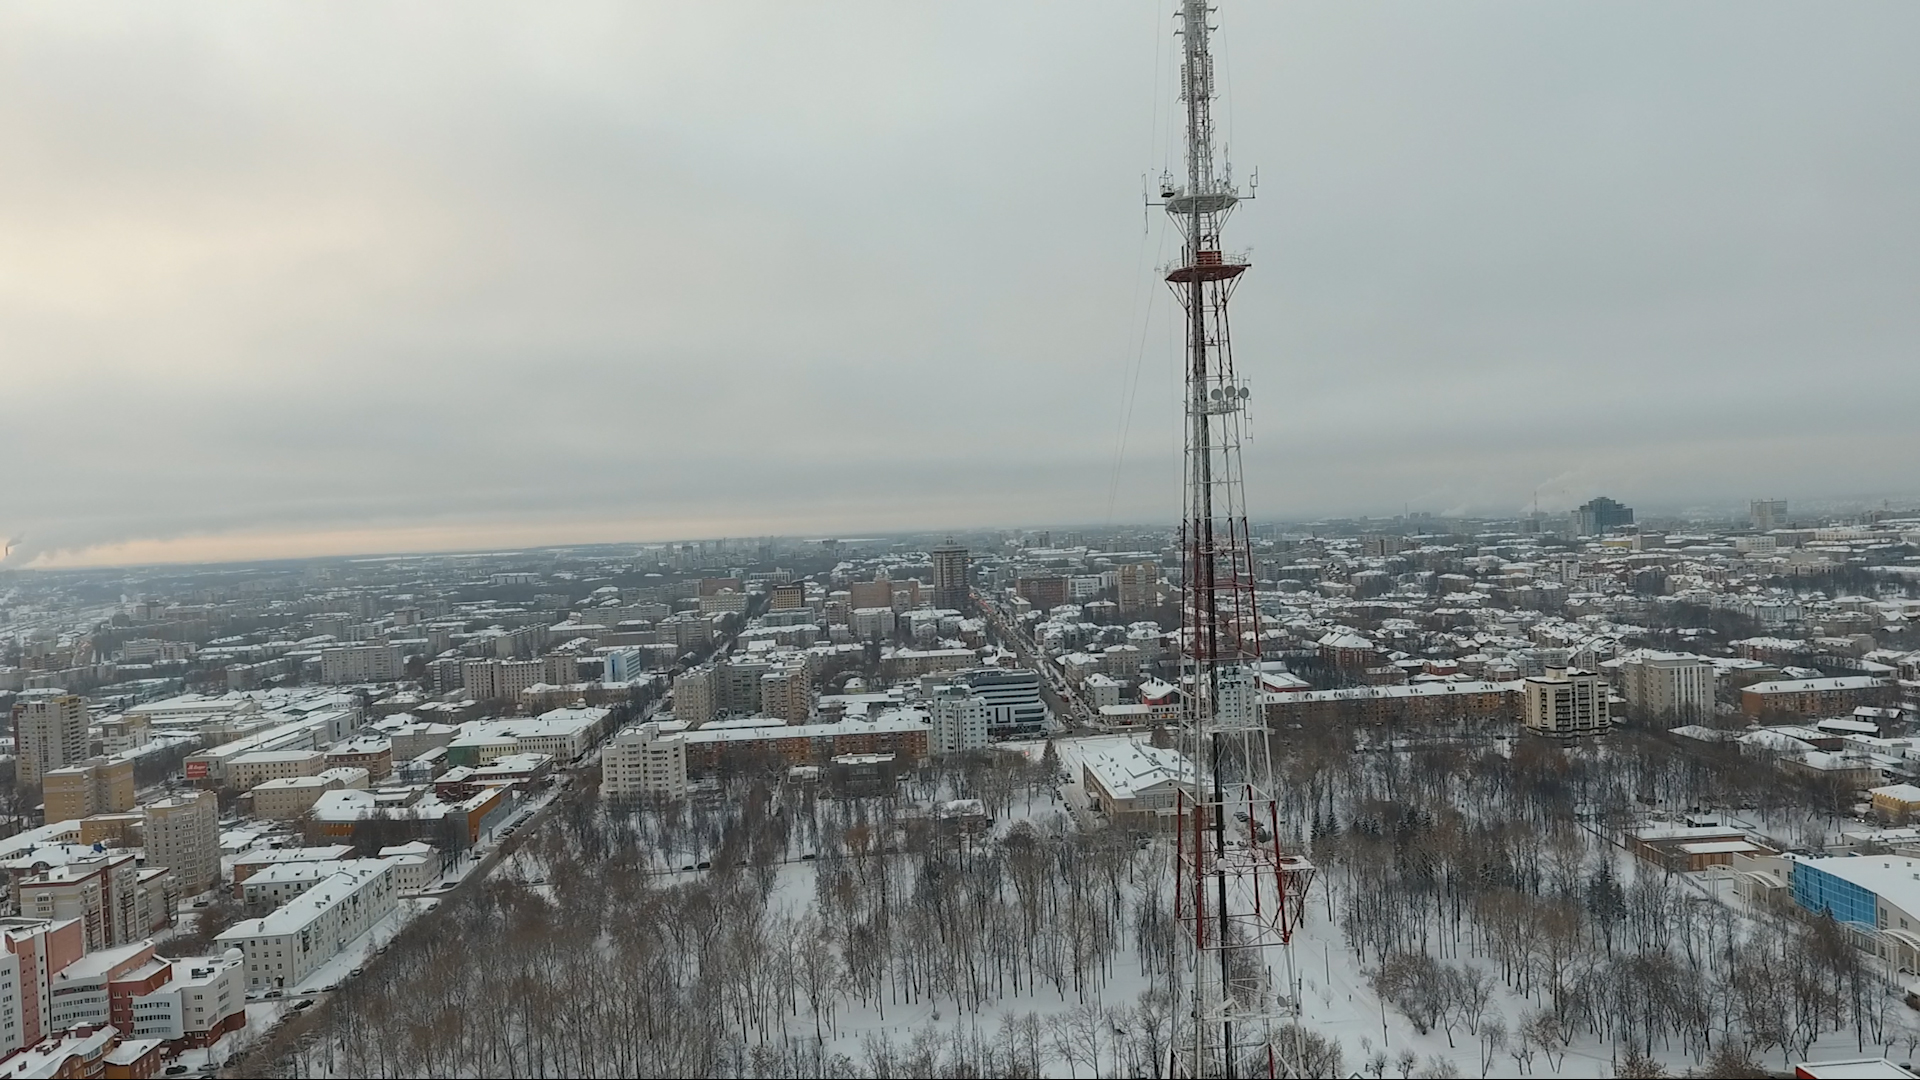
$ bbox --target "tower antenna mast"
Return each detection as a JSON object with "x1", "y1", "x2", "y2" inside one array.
[{"x1": 1152, "y1": 2, "x2": 1316, "y2": 1076}]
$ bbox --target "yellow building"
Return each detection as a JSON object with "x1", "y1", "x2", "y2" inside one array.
[
  {"x1": 1871, "y1": 783, "x2": 1920, "y2": 821},
  {"x1": 41, "y1": 756, "x2": 136, "y2": 824}
]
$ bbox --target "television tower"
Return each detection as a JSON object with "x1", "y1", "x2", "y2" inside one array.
[{"x1": 1155, "y1": 1, "x2": 1316, "y2": 1076}]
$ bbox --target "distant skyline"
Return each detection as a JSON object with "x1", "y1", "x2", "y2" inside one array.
[
  {"x1": 15, "y1": 492, "x2": 1919, "y2": 572},
  {"x1": 6, "y1": 2, "x2": 1920, "y2": 569}
]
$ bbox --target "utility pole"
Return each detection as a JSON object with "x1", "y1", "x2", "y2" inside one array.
[{"x1": 1155, "y1": 2, "x2": 1317, "y2": 1077}]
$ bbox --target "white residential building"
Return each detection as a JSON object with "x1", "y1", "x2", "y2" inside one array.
[
  {"x1": 601, "y1": 723, "x2": 687, "y2": 802},
  {"x1": 1618, "y1": 651, "x2": 1715, "y2": 724},
  {"x1": 928, "y1": 684, "x2": 990, "y2": 756},
  {"x1": 1523, "y1": 667, "x2": 1612, "y2": 738},
  {"x1": 1083, "y1": 673, "x2": 1124, "y2": 710},
  {"x1": 216, "y1": 861, "x2": 398, "y2": 991},
  {"x1": 319, "y1": 644, "x2": 404, "y2": 684}
]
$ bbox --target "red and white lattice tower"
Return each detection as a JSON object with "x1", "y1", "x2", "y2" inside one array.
[{"x1": 1158, "y1": 2, "x2": 1316, "y2": 1076}]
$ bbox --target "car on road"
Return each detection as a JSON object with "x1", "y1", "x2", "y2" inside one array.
[
  {"x1": 350, "y1": 967, "x2": 364, "y2": 977},
  {"x1": 165, "y1": 1067, "x2": 190, "y2": 1076},
  {"x1": 293, "y1": 998, "x2": 315, "y2": 1010},
  {"x1": 264, "y1": 989, "x2": 283, "y2": 999}
]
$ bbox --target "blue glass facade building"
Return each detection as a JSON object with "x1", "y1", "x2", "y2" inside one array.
[{"x1": 1793, "y1": 860, "x2": 1880, "y2": 929}]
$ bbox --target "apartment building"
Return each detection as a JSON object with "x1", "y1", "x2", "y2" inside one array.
[
  {"x1": 460, "y1": 658, "x2": 544, "y2": 703},
  {"x1": 40, "y1": 757, "x2": 135, "y2": 824},
  {"x1": 143, "y1": 791, "x2": 220, "y2": 894},
  {"x1": 759, "y1": 666, "x2": 813, "y2": 723},
  {"x1": 1618, "y1": 652, "x2": 1715, "y2": 725},
  {"x1": 1263, "y1": 680, "x2": 1520, "y2": 728},
  {"x1": 1522, "y1": 668, "x2": 1612, "y2": 739},
  {"x1": 217, "y1": 861, "x2": 398, "y2": 991},
  {"x1": 679, "y1": 713, "x2": 930, "y2": 774},
  {"x1": 1115, "y1": 562, "x2": 1160, "y2": 613},
  {"x1": 13, "y1": 853, "x2": 172, "y2": 952},
  {"x1": 931, "y1": 542, "x2": 970, "y2": 611},
  {"x1": 10, "y1": 693, "x2": 87, "y2": 789},
  {"x1": 1740, "y1": 675, "x2": 1895, "y2": 719},
  {"x1": 319, "y1": 643, "x2": 404, "y2": 684},
  {"x1": 929, "y1": 684, "x2": 990, "y2": 756},
  {"x1": 601, "y1": 723, "x2": 688, "y2": 803},
  {"x1": 0, "y1": 918, "x2": 85, "y2": 1055}
]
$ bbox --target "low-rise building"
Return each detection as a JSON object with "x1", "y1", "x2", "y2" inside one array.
[
  {"x1": 678, "y1": 713, "x2": 931, "y2": 775},
  {"x1": 1741, "y1": 675, "x2": 1896, "y2": 720},
  {"x1": 1263, "y1": 680, "x2": 1520, "y2": 728},
  {"x1": 224, "y1": 751, "x2": 326, "y2": 792},
  {"x1": 250, "y1": 768, "x2": 370, "y2": 821},
  {"x1": 228, "y1": 846, "x2": 353, "y2": 894},
  {"x1": 1872, "y1": 783, "x2": 1920, "y2": 822},
  {"x1": 1080, "y1": 741, "x2": 1190, "y2": 826},
  {"x1": 376, "y1": 843, "x2": 438, "y2": 893},
  {"x1": 216, "y1": 860, "x2": 398, "y2": 991},
  {"x1": 324, "y1": 736, "x2": 394, "y2": 781}
]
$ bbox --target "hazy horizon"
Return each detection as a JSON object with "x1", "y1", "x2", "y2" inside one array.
[{"x1": 7, "y1": 1, "x2": 1920, "y2": 569}]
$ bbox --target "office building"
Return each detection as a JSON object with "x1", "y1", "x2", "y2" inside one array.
[
  {"x1": 251, "y1": 769, "x2": 367, "y2": 821},
  {"x1": 1575, "y1": 496, "x2": 1634, "y2": 536},
  {"x1": 931, "y1": 541, "x2": 970, "y2": 611},
  {"x1": 1750, "y1": 499, "x2": 1788, "y2": 532},
  {"x1": 11, "y1": 692, "x2": 87, "y2": 790},
  {"x1": 601, "y1": 723, "x2": 688, "y2": 802},
  {"x1": 143, "y1": 792, "x2": 220, "y2": 895},
  {"x1": 1522, "y1": 667, "x2": 1612, "y2": 738},
  {"x1": 956, "y1": 668, "x2": 1048, "y2": 737}
]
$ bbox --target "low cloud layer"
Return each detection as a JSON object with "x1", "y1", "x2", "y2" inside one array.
[{"x1": 4, "y1": 2, "x2": 1918, "y2": 566}]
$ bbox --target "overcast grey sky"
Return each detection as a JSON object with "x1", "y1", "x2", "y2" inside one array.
[{"x1": 4, "y1": 2, "x2": 1918, "y2": 566}]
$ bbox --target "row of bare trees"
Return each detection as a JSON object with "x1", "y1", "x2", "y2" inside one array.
[
  {"x1": 253, "y1": 749, "x2": 1204, "y2": 1079},
  {"x1": 1285, "y1": 721, "x2": 1920, "y2": 1075}
]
